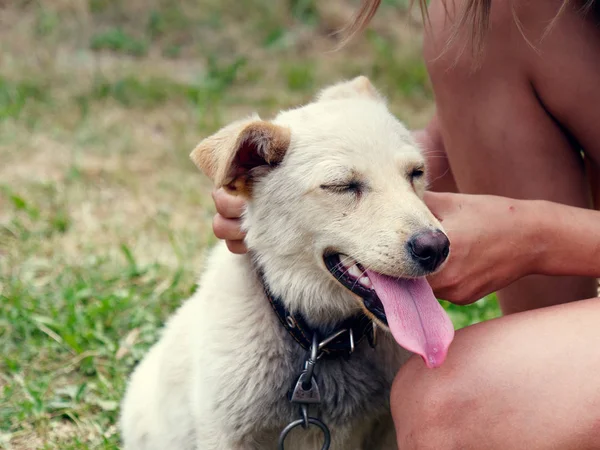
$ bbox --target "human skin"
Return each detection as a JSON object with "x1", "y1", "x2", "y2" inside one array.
[{"x1": 391, "y1": 295, "x2": 600, "y2": 450}]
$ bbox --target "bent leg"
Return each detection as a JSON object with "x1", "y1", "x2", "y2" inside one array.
[
  {"x1": 587, "y1": 158, "x2": 600, "y2": 210},
  {"x1": 423, "y1": 0, "x2": 599, "y2": 312},
  {"x1": 391, "y1": 297, "x2": 600, "y2": 449}
]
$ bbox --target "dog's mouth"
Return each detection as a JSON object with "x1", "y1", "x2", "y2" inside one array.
[
  {"x1": 324, "y1": 254, "x2": 387, "y2": 325},
  {"x1": 323, "y1": 253, "x2": 455, "y2": 369}
]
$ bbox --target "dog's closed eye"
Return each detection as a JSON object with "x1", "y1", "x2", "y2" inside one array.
[
  {"x1": 320, "y1": 180, "x2": 364, "y2": 196},
  {"x1": 409, "y1": 167, "x2": 425, "y2": 181}
]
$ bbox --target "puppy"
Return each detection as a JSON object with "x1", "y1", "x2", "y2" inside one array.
[{"x1": 120, "y1": 76, "x2": 454, "y2": 450}]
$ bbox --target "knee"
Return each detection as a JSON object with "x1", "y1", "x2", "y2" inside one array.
[{"x1": 390, "y1": 356, "x2": 469, "y2": 450}]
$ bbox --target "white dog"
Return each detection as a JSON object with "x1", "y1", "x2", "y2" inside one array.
[{"x1": 120, "y1": 76, "x2": 455, "y2": 450}]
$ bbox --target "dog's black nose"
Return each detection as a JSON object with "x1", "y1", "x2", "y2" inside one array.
[{"x1": 407, "y1": 230, "x2": 450, "y2": 272}]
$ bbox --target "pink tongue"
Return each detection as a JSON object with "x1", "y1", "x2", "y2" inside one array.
[{"x1": 365, "y1": 271, "x2": 455, "y2": 368}]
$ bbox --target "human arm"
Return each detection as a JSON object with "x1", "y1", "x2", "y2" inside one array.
[{"x1": 533, "y1": 198, "x2": 600, "y2": 278}]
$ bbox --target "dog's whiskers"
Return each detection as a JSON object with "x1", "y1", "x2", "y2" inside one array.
[
  {"x1": 331, "y1": 254, "x2": 373, "y2": 291},
  {"x1": 349, "y1": 267, "x2": 369, "y2": 292},
  {"x1": 332, "y1": 254, "x2": 364, "y2": 284}
]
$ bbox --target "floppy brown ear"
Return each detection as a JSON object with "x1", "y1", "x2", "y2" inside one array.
[
  {"x1": 190, "y1": 116, "x2": 291, "y2": 197},
  {"x1": 316, "y1": 76, "x2": 385, "y2": 103}
]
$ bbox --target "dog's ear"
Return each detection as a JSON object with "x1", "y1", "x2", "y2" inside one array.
[
  {"x1": 316, "y1": 76, "x2": 385, "y2": 103},
  {"x1": 190, "y1": 115, "x2": 291, "y2": 196}
]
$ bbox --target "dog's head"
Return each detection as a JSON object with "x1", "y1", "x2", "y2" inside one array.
[{"x1": 191, "y1": 77, "x2": 454, "y2": 368}]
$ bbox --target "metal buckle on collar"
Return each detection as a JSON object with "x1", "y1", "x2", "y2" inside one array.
[
  {"x1": 278, "y1": 332, "x2": 344, "y2": 450},
  {"x1": 317, "y1": 328, "x2": 354, "y2": 356},
  {"x1": 278, "y1": 416, "x2": 330, "y2": 450}
]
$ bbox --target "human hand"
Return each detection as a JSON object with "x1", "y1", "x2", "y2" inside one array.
[
  {"x1": 211, "y1": 188, "x2": 248, "y2": 254},
  {"x1": 424, "y1": 192, "x2": 542, "y2": 304}
]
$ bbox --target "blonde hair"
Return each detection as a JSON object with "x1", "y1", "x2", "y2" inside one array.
[{"x1": 343, "y1": 0, "x2": 596, "y2": 58}]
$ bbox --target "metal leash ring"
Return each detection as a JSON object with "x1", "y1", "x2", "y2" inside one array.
[{"x1": 277, "y1": 416, "x2": 331, "y2": 450}]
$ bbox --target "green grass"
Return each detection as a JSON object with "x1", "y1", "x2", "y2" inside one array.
[
  {"x1": 442, "y1": 295, "x2": 501, "y2": 330},
  {"x1": 0, "y1": 1, "x2": 500, "y2": 448},
  {"x1": 0, "y1": 77, "x2": 48, "y2": 121},
  {"x1": 283, "y1": 61, "x2": 316, "y2": 91},
  {"x1": 1, "y1": 249, "x2": 195, "y2": 448},
  {"x1": 90, "y1": 28, "x2": 149, "y2": 57}
]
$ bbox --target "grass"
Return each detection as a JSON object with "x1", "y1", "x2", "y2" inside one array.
[
  {"x1": 90, "y1": 29, "x2": 149, "y2": 57},
  {"x1": 0, "y1": 77, "x2": 48, "y2": 121},
  {"x1": 0, "y1": 1, "x2": 500, "y2": 448}
]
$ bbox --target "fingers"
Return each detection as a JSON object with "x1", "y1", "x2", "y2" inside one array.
[
  {"x1": 226, "y1": 240, "x2": 248, "y2": 255},
  {"x1": 213, "y1": 214, "x2": 248, "y2": 254},
  {"x1": 212, "y1": 188, "x2": 245, "y2": 219},
  {"x1": 211, "y1": 188, "x2": 248, "y2": 254},
  {"x1": 428, "y1": 269, "x2": 490, "y2": 306},
  {"x1": 423, "y1": 191, "x2": 452, "y2": 222},
  {"x1": 423, "y1": 191, "x2": 467, "y2": 220},
  {"x1": 213, "y1": 214, "x2": 245, "y2": 241},
  {"x1": 423, "y1": 191, "x2": 449, "y2": 210},
  {"x1": 213, "y1": 215, "x2": 248, "y2": 254}
]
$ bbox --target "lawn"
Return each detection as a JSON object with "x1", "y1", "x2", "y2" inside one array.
[{"x1": 0, "y1": 1, "x2": 500, "y2": 448}]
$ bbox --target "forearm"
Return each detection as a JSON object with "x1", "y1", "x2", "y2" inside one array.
[{"x1": 530, "y1": 200, "x2": 600, "y2": 278}]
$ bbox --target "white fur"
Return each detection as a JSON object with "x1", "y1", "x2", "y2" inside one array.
[{"x1": 120, "y1": 77, "x2": 446, "y2": 449}]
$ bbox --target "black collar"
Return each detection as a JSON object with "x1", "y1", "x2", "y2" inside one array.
[{"x1": 256, "y1": 268, "x2": 377, "y2": 357}]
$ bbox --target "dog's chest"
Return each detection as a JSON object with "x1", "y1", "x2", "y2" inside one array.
[
  {"x1": 213, "y1": 337, "x2": 401, "y2": 444},
  {"x1": 306, "y1": 350, "x2": 395, "y2": 425}
]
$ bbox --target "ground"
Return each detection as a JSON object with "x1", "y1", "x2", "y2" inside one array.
[{"x1": 0, "y1": 1, "x2": 500, "y2": 448}]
